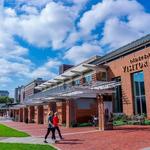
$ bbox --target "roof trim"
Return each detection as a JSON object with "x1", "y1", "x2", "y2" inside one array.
[{"x1": 94, "y1": 34, "x2": 150, "y2": 65}]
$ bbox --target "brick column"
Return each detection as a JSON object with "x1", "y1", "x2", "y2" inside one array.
[
  {"x1": 92, "y1": 71, "x2": 103, "y2": 82},
  {"x1": 80, "y1": 76, "x2": 85, "y2": 85},
  {"x1": 66, "y1": 100, "x2": 71, "y2": 128},
  {"x1": 43, "y1": 105, "x2": 49, "y2": 124},
  {"x1": 97, "y1": 94, "x2": 105, "y2": 131},
  {"x1": 143, "y1": 66, "x2": 150, "y2": 119},
  {"x1": 56, "y1": 101, "x2": 66, "y2": 125},
  {"x1": 34, "y1": 106, "x2": 38, "y2": 124}
]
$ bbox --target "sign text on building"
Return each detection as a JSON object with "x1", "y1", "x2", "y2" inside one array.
[{"x1": 122, "y1": 53, "x2": 150, "y2": 73}]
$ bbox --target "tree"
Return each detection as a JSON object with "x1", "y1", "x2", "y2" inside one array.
[{"x1": 0, "y1": 96, "x2": 14, "y2": 104}]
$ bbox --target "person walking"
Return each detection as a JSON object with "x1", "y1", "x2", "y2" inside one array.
[
  {"x1": 44, "y1": 111, "x2": 56, "y2": 143},
  {"x1": 53, "y1": 112, "x2": 63, "y2": 140}
]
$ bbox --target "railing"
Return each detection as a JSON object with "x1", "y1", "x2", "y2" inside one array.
[{"x1": 24, "y1": 81, "x2": 121, "y2": 102}]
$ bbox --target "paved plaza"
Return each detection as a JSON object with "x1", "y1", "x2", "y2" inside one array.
[{"x1": 0, "y1": 121, "x2": 150, "y2": 150}]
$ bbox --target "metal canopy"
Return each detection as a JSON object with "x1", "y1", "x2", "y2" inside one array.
[
  {"x1": 24, "y1": 81, "x2": 120, "y2": 105},
  {"x1": 9, "y1": 104, "x2": 26, "y2": 110},
  {"x1": 34, "y1": 59, "x2": 105, "y2": 90}
]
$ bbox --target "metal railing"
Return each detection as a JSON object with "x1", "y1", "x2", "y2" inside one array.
[{"x1": 24, "y1": 81, "x2": 120, "y2": 102}]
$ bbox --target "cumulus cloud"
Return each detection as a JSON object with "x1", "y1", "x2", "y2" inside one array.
[
  {"x1": 78, "y1": 0, "x2": 150, "y2": 50},
  {"x1": 79, "y1": 0, "x2": 143, "y2": 34},
  {"x1": 20, "y1": 5, "x2": 39, "y2": 15},
  {"x1": 64, "y1": 43, "x2": 100, "y2": 64},
  {"x1": 0, "y1": 0, "x2": 150, "y2": 95},
  {"x1": 30, "y1": 59, "x2": 61, "y2": 79},
  {"x1": 15, "y1": 0, "x2": 52, "y2": 8},
  {"x1": 17, "y1": 2, "x2": 75, "y2": 49},
  {"x1": 101, "y1": 17, "x2": 142, "y2": 49}
]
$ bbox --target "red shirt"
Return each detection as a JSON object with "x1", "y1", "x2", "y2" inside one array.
[{"x1": 53, "y1": 116, "x2": 59, "y2": 127}]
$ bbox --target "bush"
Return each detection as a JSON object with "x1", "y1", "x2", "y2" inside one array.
[
  {"x1": 113, "y1": 113, "x2": 127, "y2": 122},
  {"x1": 113, "y1": 120, "x2": 127, "y2": 126},
  {"x1": 71, "y1": 122, "x2": 93, "y2": 127},
  {"x1": 78, "y1": 122, "x2": 92, "y2": 127},
  {"x1": 144, "y1": 120, "x2": 150, "y2": 125},
  {"x1": 113, "y1": 113, "x2": 128, "y2": 126}
]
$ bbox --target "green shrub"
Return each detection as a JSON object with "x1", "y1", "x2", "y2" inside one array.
[
  {"x1": 144, "y1": 120, "x2": 150, "y2": 125},
  {"x1": 113, "y1": 113, "x2": 127, "y2": 122},
  {"x1": 78, "y1": 122, "x2": 93, "y2": 127},
  {"x1": 113, "y1": 120, "x2": 127, "y2": 126}
]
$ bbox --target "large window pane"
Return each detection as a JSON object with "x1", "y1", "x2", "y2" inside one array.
[
  {"x1": 113, "y1": 77, "x2": 123, "y2": 113},
  {"x1": 132, "y1": 71, "x2": 147, "y2": 115}
]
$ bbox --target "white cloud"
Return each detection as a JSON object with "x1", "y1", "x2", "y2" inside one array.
[
  {"x1": 0, "y1": 77, "x2": 12, "y2": 84},
  {"x1": 17, "y1": 2, "x2": 75, "y2": 49},
  {"x1": 79, "y1": 0, "x2": 143, "y2": 34},
  {"x1": 29, "y1": 59, "x2": 61, "y2": 79},
  {"x1": 79, "y1": 0, "x2": 150, "y2": 50},
  {"x1": 64, "y1": 43, "x2": 100, "y2": 64},
  {"x1": 20, "y1": 5, "x2": 39, "y2": 15},
  {"x1": 101, "y1": 17, "x2": 142, "y2": 49},
  {"x1": 0, "y1": 0, "x2": 150, "y2": 96},
  {"x1": 128, "y1": 12, "x2": 150, "y2": 33},
  {"x1": 16, "y1": 0, "x2": 52, "y2": 8}
]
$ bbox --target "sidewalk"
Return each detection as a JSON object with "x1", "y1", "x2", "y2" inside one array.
[
  {"x1": 0, "y1": 136, "x2": 57, "y2": 144},
  {"x1": 1, "y1": 121, "x2": 150, "y2": 150}
]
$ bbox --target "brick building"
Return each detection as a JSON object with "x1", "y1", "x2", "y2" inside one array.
[{"x1": 10, "y1": 34, "x2": 150, "y2": 130}]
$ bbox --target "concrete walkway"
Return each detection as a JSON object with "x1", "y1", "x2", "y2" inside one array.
[{"x1": 0, "y1": 136, "x2": 58, "y2": 144}]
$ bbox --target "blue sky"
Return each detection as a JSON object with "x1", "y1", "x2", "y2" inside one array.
[{"x1": 0, "y1": 0, "x2": 150, "y2": 97}]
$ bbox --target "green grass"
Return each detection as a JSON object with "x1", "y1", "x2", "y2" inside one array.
[
  {"x1": 0, "y1": 143, "x2": 56, "y2": 150},
  {"x1": 0, "y1": 124, "x2": 30, "y2": 137}
]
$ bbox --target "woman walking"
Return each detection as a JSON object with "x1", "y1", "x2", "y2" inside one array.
[{"x1": 53, "y1": 112, "x2": 63, "y2": 140}]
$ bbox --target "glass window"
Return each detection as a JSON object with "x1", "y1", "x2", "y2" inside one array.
[
  {"x1": 132, "y1": 71, "x2": 147, "y2": 115},
  {"x1": 74, "y1": 79, "x2": 80, "y2": 85},
  {"x1": 112, "y1": 77, "x2": 123, "y2": 113},
  {"x1": 85, "y1": 75, "x2": 92, "y2": 84}
]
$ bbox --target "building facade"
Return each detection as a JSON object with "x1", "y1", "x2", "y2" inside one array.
[
  {"x1": 10, "y1": 34, "x2": 150, "y2": 130},
  {"x1": 0, "y1": 90, "x2": 9, "y2": 97},
  {"x1": 14, "y1": 86, "x2": 23, "y2": 103}
]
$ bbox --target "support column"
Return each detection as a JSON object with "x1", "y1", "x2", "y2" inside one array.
[
  {"x1": 43, "y1": 105, "x2": 49, "y2": 124},
  {"x1": 56, "y1": 101, "x2": 66, "y2": 125},
  {"x1": 66, "y1": 100, "x2": 71, "y2": 128},
  {"x1": 34, "y1": 106, "x2": 38, "y2": 124},
  {"x1": 97, "y1": 94, "x2": 105, "y2": 131}
]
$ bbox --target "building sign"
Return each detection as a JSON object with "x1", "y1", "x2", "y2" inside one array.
[{"x1": 122, "y1": 53, "x2": 150, "y2": 73}]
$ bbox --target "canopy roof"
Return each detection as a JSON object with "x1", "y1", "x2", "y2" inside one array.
[
  {"x1": 24, "y1": 81, "x2": 120, "y2": 105},
  {"x1": 35, "y1": 63, "x2": 107, "y2": 89}
]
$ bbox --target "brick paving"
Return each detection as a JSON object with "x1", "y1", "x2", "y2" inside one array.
[{"x1": 1, "y1": 121, "x2": 150, "y2": 150}]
